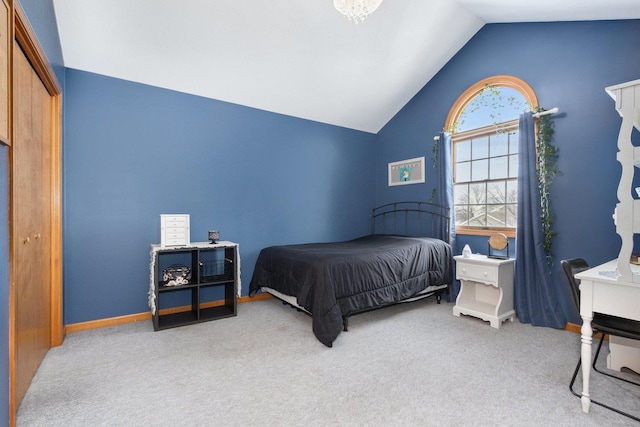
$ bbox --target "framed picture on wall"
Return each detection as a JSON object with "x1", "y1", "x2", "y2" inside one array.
[{"x1": 388, "y1": 157, "x2": 425, "y2": 186}]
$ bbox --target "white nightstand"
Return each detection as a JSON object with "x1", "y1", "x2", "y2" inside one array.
[{"x1": 453, "y1": 254, "x2": 516, "y2": 329}]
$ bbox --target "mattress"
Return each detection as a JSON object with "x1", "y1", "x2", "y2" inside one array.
[{"x1": 249, "y1": 234, "x2": 453, "y2": 346}]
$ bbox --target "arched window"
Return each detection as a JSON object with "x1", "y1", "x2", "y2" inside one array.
[{"x1": 445, "y1": 75, "x2": 538, "y2": 238}]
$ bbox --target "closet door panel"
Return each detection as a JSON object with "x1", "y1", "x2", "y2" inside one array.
[{"x1": 13, "y1": 42, "x2": 52, "y2": 406}]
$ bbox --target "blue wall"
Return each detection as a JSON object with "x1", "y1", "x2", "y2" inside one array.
[
  {"x1": 377, "y1": 20, "x2": 640, "y2": 323},
  {"x1": 63, "y1": 70, "x2": 376, "y2": 324},
  {"x1": 17, "y1": 0, "x2": 65, "y2": 86},
  {"x1": 6, "y1": 3, "x2": 640, "y2": 421}
]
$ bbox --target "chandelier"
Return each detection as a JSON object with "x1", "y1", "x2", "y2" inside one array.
[{"x1": 333, "y1": 0, "x2": 384, "y2": 24}]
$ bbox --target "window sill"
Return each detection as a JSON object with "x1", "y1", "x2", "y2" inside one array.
[{"x1": 455, "y1": 226, "x2": 516, "y2": 239}]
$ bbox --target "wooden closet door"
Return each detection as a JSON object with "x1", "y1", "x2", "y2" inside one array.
[{"x1": 12, "y1": 42, "x2": 52, "y2": 406}]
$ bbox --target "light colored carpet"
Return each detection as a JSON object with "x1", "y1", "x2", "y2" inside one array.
[{"x1": 17, "y1": 298, "x2": 640, "y2": 426}]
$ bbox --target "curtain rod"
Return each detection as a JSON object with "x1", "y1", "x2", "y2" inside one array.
[
  {"x1": 532, "y1": 107, "x2": 559, "y2": 118},
  {"x1": 433, "y1": 107, "x2": 560, "y2": 140}
]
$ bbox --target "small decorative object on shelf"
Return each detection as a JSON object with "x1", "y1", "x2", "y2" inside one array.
[
  {"x1": 462, "y1": 244, "x2": 472, "y2": 258},
  {"x1": 208, "y1": 230, "x2": 220, "y2": 244},
  {"x1": 160, "y1": 214, "x2": 190, "y2": 247},
  {"x1": 162, "y1": 264, "x2": 191, "y2": 287},
  {"x1": 487, "y1": 233, "x2": 509, "y2": 260}
]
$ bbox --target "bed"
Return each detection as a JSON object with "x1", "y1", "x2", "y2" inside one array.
[{"x1": 249, "y1": 202, "x2": 453, "y2": 347}]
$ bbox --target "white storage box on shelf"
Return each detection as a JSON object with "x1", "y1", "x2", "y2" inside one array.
[{"x1": 160, "y1": 214, "x2": 190, "y2": 247}]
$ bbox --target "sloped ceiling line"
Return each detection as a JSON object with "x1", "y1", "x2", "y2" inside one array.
[{"x1": 52, "y1": 0, "x2": 640, "y2": 133}]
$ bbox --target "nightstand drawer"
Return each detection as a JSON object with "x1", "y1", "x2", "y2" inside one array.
[{"x1": 457, "y1": 263, "x2": 497, "y2": 285}]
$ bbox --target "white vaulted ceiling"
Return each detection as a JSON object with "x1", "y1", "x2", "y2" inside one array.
[{"x1": 52, "y1": 0, "x2": 640, "y2": 133}]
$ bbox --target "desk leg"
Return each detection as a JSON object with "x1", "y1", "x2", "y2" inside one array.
[{"x1": 580, "y1": 315, "x2": 593, "y2": 413}]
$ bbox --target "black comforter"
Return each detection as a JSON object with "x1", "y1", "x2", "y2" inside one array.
[{"x1": 249, "y1": 234, "x2": 453, "y2": 346}]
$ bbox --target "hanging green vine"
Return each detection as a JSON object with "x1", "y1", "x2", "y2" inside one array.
[
  {"x1": 450, "y1": 84, "x2": 530, "y2": 133},
  {"x1": 535, "y1": 108, "x2": 558, "y2": 264},
  {"x1": 429, "y1": 141, "x2": 439, "y2": 203}
]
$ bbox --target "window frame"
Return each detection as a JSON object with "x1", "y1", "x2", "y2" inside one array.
[
  {"x1": 453, "y1": 120, "x2": 519, "y2": 238},
  {"x1": 445, "y1": 75, "x2": 539, "y2": 238}
]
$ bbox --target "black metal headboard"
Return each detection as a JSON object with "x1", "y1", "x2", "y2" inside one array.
[{"x1": 371, "y1": 201, "x2": 451, "y2": 243}]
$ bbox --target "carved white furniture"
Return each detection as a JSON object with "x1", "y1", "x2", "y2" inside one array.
[
  {"x1": 453, "y1": 254, "x2": 515, "y2": 328},
  {"x1": 574, "y1": 78, "x2": 640, "y2": 414},
  {"x1": 609, "y1": 78, "x2": 640, "y2": 282},
  {"x1": 574, "y1": 261, "x2": 640, "y2": 413}
]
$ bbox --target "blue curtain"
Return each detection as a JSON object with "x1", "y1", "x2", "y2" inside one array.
[
  {"x1": 514, "y1": 112, "x2": 565, "y2": 328},
  {"x1": 436, "y1": 132, "x2": 459, "y2": 302}
]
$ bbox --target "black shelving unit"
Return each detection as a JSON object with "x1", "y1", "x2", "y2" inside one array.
[{"x1": 150, "y1": 242, "x2": 238, "y2": 331}]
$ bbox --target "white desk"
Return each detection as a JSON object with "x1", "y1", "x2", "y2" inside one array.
[{"x1": 574, "y1": 259, "x2": 640, "y2": 413}]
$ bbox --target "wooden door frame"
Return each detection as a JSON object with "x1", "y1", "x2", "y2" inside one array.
[{"x1": 8, "y1": 2, "x2": 62, "y2": 424}]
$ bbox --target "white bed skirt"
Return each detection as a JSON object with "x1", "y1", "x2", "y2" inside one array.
[{"x1": 260, "y1": 283, "x2": 448, "y2": 314}]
